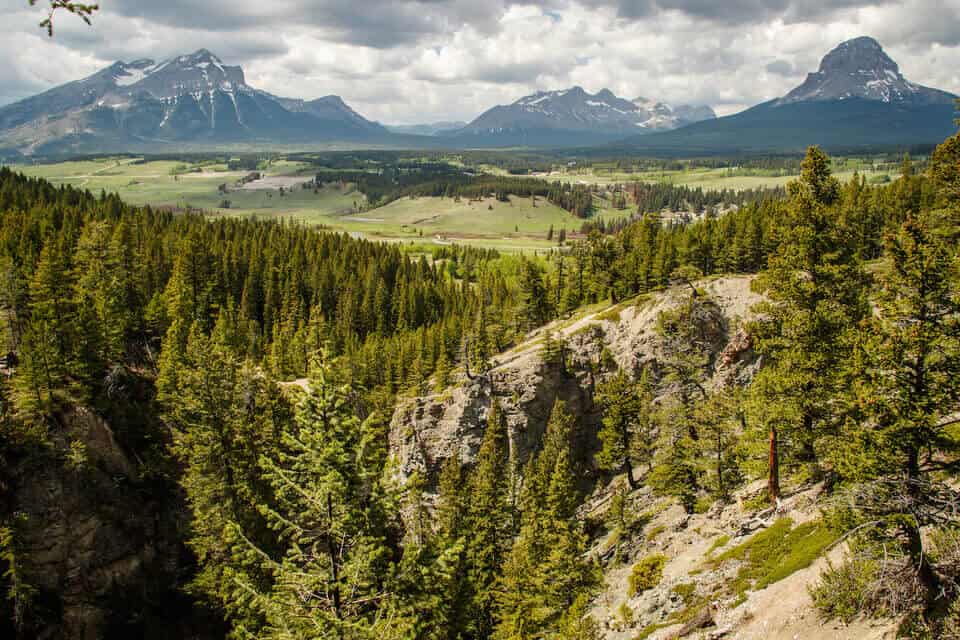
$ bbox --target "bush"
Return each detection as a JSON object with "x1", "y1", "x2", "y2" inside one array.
[
  {"x1": 629, "y1": 554, "x2": 667, "y2": 595},
  {"x1": 671, "y1": 582, "x2": 696, "y2": 604},
  {"x1": 812, "y1": 532, "x2": 956, "y2": 629},
  {"x1": 645, "y1": 524, "x2": 666, "y2": 542},
  {"x1": 705, "y1": 534, "x2": 730, "y2": 556},
  {"x1": 810, "y1": 556, "x2": 884, "y2": 623}
]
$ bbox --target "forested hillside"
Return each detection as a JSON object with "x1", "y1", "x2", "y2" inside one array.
[{"x1": 1, "y1": 128, "x2": 959, "y2": 638}]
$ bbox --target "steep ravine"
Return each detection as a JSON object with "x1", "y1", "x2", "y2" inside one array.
[
  {"x1": 389, "y1": 276, "x2": 898, "y2": 639},
  {"x1": 0, "y1": 402, "x2": 222, "y2": 640}
]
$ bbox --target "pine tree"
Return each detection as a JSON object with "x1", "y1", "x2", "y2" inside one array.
[
  {"x1": 518, "y1": 258, "x2": 550, "y2": 333},
  {"x1": 252, "y1": 353, "x2": 396, "y2": 639},
  {"x1": 14, "y1": 240, "x2": 72, "y2": 416},
  {"x1": 165, "y1": 322, "x2": 282, "y2": 636},
  {"x1": 594, "y1": 368, "x2": 655, "y2": 489},
  {"x1": 750, "y1": 146, "x2": 869, "y2": 504},
  {"x1": 832, "y1": 213, "x2": 960, "y2": 481},
  {"x1": 693, "y1": 388, "x2": 743, "y2": 500},
  {"x1": 73, "y1": 220, "x2": 132, "y2": 375},
  {"x1": 817, "y1": 215, "x2": 960, "y2": 630},
  {"x1": 494, "y1": 401, "x2": 597, "y2": 639},
  {"x1": 465, "y1": 401, "x2": 512, "y2": 638}
]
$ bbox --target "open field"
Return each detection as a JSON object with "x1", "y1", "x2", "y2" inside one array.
[
  {"x1": 7, "y1": 154, "x2": 898, "y2": 252},
  {"x1": 535, "y1": 165, "x2": 890, "y2": 189},
  {"x1": 7, "y1": 157, "x2": 575, "y2": 252}
]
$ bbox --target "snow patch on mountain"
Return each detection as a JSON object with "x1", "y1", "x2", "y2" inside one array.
[
  {"x1": 777, "y1": 36, "x2": 954, "y2": 107},
  {"x1": 459, "y1": 87, "x2": 715, "y2": 137}
]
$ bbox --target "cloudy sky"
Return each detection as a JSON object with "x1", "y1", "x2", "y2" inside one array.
[{"x1": 2, "y1": 0, "x2": 959, "y2": 124}]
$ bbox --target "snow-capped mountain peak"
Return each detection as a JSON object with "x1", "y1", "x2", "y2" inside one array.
[
  {"x1": 460, "y1": 87, "x2": 715, "y2": 136},
  {"x1": 0, "y1": 48, "x2": 386, "y2": 153},
  {"x1": 777, "y1": 36, "x2": 955, "y2": 106}
]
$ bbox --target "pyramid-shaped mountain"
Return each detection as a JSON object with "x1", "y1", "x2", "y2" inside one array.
[{"x1": 618, "y1": 37, "x2": 957, "y2": 154}]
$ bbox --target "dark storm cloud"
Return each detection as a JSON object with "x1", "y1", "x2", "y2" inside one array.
[
  {"x1": 579, "y1": 0, "x2": 894, "y2": 24},
  {"x1": 106, "y1": 0, "x2": 509, "y2": 48},
  {"x1": 766, "y1": 60, "x2": 795, "y2": 76}
]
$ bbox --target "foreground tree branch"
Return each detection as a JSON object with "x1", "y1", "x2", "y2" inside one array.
[{"x1": 27, "y1": 0, "x2": 98, "y2": 36}]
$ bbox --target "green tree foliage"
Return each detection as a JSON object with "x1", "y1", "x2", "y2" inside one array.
[
  {"x1": 595, "y1": 368, "x2": 656, "y2": 489},
  {"x1": 929, "y1": 132, "x2": 960, "y2": 203},
  {"x1": 494, "y1": 401, "x2": 597, "y2": 639},
  {"x1": 165, "y1": 323, "x2": 284, "y2": 635},
  {"x1": 5, "y1": 131, "x2": 960, "y2": 637},
  {"x1": 247, "y1": 355, "x2": 396, "y2": 639},
  {"x1": 518, "y1": 258, "x2": 550, "y2": 333},
  {"x1": 749, "y1": 146, "x2": 869, "y2": 504},
  {"x1": 830, "y1": 213, "x2": 960, "y2": 481},
  {"x1": 464, "y1": 401, "x2": 513, "y2": 638}
]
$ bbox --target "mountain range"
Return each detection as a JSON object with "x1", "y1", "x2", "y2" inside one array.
[
  {"x1": 0, "y1": 49, "x2": 388, "y2": 156},
  {"x1": 386, "y1": 121, "x2": 467, "y2": 136},
  {"x1": 443, "y1": 87, "x2": 716, "y2": 146},
  {"x1": 0, "y1": 36, "x2": 956, "y2": 156}
]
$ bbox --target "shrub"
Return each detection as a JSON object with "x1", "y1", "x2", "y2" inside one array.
[
  {"x1": 810, "y1": 556, "x2": 883, "y2": 623},
  {"x1": 645, "y1": 524, "x2": 666, "y2": 542},
  {"x1": 629, "y1": 554, "x2": 667, "y2": 596},
  {"x1": 705, "y1": 534, "x2": 730, "y2": 556},
  {"x1": 671, "y1": 582, "x2": 696, "y2": 604}
]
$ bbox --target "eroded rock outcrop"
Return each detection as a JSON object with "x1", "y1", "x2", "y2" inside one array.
[{"x1": 389, "y1": 276, "x2": 764, "y2": 487}]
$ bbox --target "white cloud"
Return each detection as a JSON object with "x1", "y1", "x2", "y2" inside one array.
[{"x1": 1, "y1": 0, "x2": 958, "y2": 125}]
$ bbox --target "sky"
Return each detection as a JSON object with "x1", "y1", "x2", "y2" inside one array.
[{"x1": 1, "y1": 0, "x2": 959, "y2": 124}]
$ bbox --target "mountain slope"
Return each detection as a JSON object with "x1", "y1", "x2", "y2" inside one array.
[
  {"x1": 445, "y1": 87, "x2": 715, "y2": 147},
  {"x1": 619, "y1": 36, "x2": 957, "y2": 155},
  {"x1": 777, "y1": 36, "x2": 954, "y2": 106},
  {"x1": 0, "y1": 49, "x2": 389, "y2": 155},
  {"x1": 386, "y1": 121, "x2": 468, "y2": 136}
]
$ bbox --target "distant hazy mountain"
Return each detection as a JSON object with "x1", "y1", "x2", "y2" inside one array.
[
  {"x1": 619, "y1": 36, "x2": 957, "y2": 154},
  {"x1": 0, "y1": 49, "x2": 388, "y2": 155},
  {"x1": 386, "y1": 121, "x2": 468, "y2": 136},
  {"x1": 445, "y1": 87, "x2": 715, "y2": 146}
]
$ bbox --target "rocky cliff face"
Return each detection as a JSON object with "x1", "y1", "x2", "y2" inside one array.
[
  {"x1": 1, "y1": 401, "x2": 220, "y2": 640},
  {"x1": 389, "y1": 276, "x2": 763, "y2": 487}
]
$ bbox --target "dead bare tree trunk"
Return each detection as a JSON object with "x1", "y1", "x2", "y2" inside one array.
[{"x1": 768, "y1": 425, "x2": 780, "y2": 506}]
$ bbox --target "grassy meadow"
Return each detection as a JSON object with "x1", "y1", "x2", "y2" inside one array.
[
  {"x1": 6, "y1": 153, "x2": 900, "y2": 252},
  {"x1": 9, "y1": 157, "x2": 573, "y2": 252}
]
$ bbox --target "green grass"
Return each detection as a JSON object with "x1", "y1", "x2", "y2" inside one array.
[
  {"x1": 710, "y1": 518, "x2": 837, "y2": 597},
  {"x1": 634, "y1": 621, "x2": 672, "y2": 639},
  {"x1": 671, "y1": 582, "x2": 697, "y2": 605},
  {"x1": 6, "y1": 158, "x2": 581, "y2": 253},
  {"x1": 629, "y1": 554, "x2": 667, "y2": 596},
  {"x1": 705, "y1": 534, "x2": 731, "y2": 556},
  {"x1": 645, "y1": 524, "x2": 667, "y2": 543}
]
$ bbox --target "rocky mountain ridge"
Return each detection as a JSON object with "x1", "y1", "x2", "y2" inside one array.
[
  {"x1": 777, "y1": 36, "x2": 955, "y2": 106},
  {"x1": 0, "y1": 49, "x2": 386, "y2": 155},
  {"x1": 453, "y1": 86, "x2": 716, "y2": 140}
]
